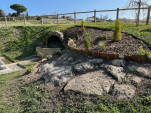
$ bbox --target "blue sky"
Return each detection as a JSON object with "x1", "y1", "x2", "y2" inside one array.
[{"x1": 0, "y1": 0, "x2": 151, "y2": 19}]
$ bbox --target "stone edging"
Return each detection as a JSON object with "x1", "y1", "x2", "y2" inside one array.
[{"x1": 67, "y1": 44, "x2": 146, "y2": 62}]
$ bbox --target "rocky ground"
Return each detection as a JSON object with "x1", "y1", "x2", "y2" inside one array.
[{"x1": 36, "y1": 49, "x2": 151, "y2": 101}]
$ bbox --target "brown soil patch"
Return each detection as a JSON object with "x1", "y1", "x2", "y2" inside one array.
[{"x1": 64, "y1": 26, "x2": 151, "y2": 56}]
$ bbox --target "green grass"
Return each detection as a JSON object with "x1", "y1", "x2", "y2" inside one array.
[
  {"x1": 0, "y1": 65, "x2": 150, "y2": 112},
  {"x1": 0, "y1": 25, "x2": 73, "y2": 61}
]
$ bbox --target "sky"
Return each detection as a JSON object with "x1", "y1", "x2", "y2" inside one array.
[{"x1": 0, "y1": 0, "x2": 151, "y2": 19}]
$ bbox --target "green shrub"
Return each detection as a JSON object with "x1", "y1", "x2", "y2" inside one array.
[
  {"x1": 56, "y1": 50, "x2": 62, "y2": 56},
  {"x1": 26, "y1": 66, "x2": 33, "y2": 74},
  {"x1": 142, "y1": 96, "x2": 151, "y2": 105},
  {"x1": 96, "y1": 35, "x2": 109, "y2": 41},
  {"x1": 81, "y1": 19, "x2": 85, "y2": 32},
  {"x1": 99, "y1": 42, "x2": 106, "y2": 50},
  {"x1": 85, "y1": 33, "x2": 92, "y2": 41},
  {"x1": 136, "y1": 46, "x2": 146, "y2": 56},
  {"x1": 113, "y1": 19, "x2": 122, "y2": 41},
  {"x1": 84, "y1": 38, "x2": 91, "y2": 50},
  {"x1": 68, "y1": 38, "x2": 77, "y2": 48},
  {"x1": 145, "y1": 51, "x2": 151, "y2": 60},
  {"x1": 76, "y1": 32, "x2": 79, "y2": 40}
]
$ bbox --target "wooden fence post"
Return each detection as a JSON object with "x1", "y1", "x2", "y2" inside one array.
[
  {"x1": 94, "y1": 9, "x2": 96, "y2": 23},
  {"x1": 74, "y1": 11, "x2": 77, "y2": 24},
  {"x1": 146, "y1": 6, "x2": 151, "y2": 25},
  {"x1": 5, "y1": 16, "x2": 7, "y2": 27},
  {"x1": 57, "y1": 14, "x2": 59, "y2": 25},
  {"x1": 116, "y1": 8, "x2": 119, "y2": 19},
  {"x1": 41, "y1": 16, "x2": 43, "y2": 25},
  {"x1": 24, "y1": 15, "x2": 26, "y2": 25}
]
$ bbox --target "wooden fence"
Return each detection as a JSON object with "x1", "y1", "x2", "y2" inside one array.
[{"x1": 0, "y1": 7, "x2": 150, "y2": 27}]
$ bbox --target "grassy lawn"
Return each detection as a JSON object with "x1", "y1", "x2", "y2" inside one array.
[{"x1": 0, "y1": 68, "x2": 151, "y2": 113}]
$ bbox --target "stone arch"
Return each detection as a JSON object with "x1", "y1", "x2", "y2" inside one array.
[{"x1": 44, "y1": 31, "x2": 64, "y2": 48}]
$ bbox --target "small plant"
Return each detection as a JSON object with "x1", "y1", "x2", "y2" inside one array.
[
  {"x1": 85, "y1": 33, "x2": 92, "y2": 41},
  {"x1": 145, "y1": 50, "x2": 151, "y2": 60},
  {"x1": 81, "y1": 19, "x2": 85, "y2": 32},
  {"x1": 46, "y1": 55, "x2": 52, "y2": 59},
  {"x1": 26, "y1": 66, "x2": 33, "y2": 74},
  {"x1": 136, "y1": 46, "x2": 146, "y2": 56},
  {"x1": 68, "y1": 38, "x2": 77, "y2": 48},
  {"x1": 56, "y1": 50, "x2": 62, "y2": 56},
  {"x1": 76, "y1": 32, "x2": 79, "y2": 40},
  {"x1": 99, "y1": 42, "x2": 106, "y2": 50},
  {"x1": 95, "y1": 35, "x2": 109, "y2": 42},
  {"x1": 84, "y1": 38, "x2": 91, "y2": 50},
  {"x1": 68, "y1": 71, "x2": 72, "y2": 76},
  {"x1": 142, "y1": 96, "x2": 151, "y2": 105},
  {"x1": 113, "y1": 19, "x2": 122, "y2": 41}
]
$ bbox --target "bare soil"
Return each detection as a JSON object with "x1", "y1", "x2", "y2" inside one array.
[{"x1": 64, "y1": 26, "x2": 151, "y2": 56}]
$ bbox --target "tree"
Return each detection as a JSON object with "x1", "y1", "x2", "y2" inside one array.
[
  {"x1": 0, "y1": 9, "x2": 5, "y2": 17},
  {"x1": 10, "y1": 4, "x2": 27, "y2": 16},
  {"x1": 125, "y1": 0, "x2": 148, "y2": 26},
  {"x1": 81, "y1": 19, "x2": 85, "y2": 32},
  {"x1": 113, "y1": 19, "x2": 122, "y2": 41}
]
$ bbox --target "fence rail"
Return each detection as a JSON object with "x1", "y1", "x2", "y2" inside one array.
[{"x1": 0, "y1": 7, "x2": 150, "y2": 27}]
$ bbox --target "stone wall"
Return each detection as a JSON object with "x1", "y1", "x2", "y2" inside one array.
[{"x1": 36, "y1": 47, "x2": 61, "y2": 57}]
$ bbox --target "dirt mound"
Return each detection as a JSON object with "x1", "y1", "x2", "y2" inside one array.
[{"x1": 64, "y1": 26, "x2": 150, "y2": 56}]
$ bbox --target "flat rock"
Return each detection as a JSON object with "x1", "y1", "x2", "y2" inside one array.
[
  {"x1": 128, "y1": 65, "x2": 151, "y2": 78},
  {"x1": 131, "y1": 76, "x2": 142, "y2": 86},
  {"x1": 89, "y1": 59, "x2": 103, "y2": 65},
  {"x1": 112, "y1": 84, "x2": 135, "y2": 100},
  {"x1": 37, "y1": 61, "x2": 56, "y2": 73},
  {"x1": 43, "y1": 66, "x2": 73, "y2": 85},
  {"x1": 37, "y1": 61, "x2": 73, "y2": 85},
  {"x1": 112, "y1": 59, "x2": 125, "y2": 67},
  {"x1": 105, "y1": 65, "x2": 126, "y2": 82},
  {"x1": 74, "y1": 62, "x2": 94, "y2": 72},
  {"x1": 64, "y1": 70, "x2": 115, "y2": 96}
]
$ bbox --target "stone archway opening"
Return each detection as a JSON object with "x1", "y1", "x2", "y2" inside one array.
[
  {"x1": 36, "y1": 31, "x2": 65, "y2": 57},
  {"x1": 47, "y1": 35, "x2": 64, "y2": 48}
]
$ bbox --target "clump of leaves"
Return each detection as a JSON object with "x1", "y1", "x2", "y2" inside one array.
[
  {"x1": 76, "y1": 32, "x2": 79, "y2": 40},
  {"x1": 81, "y1": 19, "x2": 85, "y2": 32},
  {"x1": 68, "y1": 38, "x2": 77, "y2": 48},
  {"x1": 96, "y1": 35, "x2": 109, "y2": 41},
  {"x1": 142, "y1": 96, "x2": 151, "y2": 106},
  {"x1": 84, "y1": 38, "x2": 91, "y2": 50},
  {"x1": 56, "y1": 50, "x2": 62, "y2": 56},
  {"x1": 26, "y1": 66, "x2": 33, "y2": 74},
  {"x1": 113, "y1": 19, "x2": 122, "y2": 41},
  {"x1": 85, "y1": 33, "x2": 92, "y2": 41},
  {"x1": 99, "y1": 42, "x2": 106, "y2": 50},
  {"x1": 136, "y1": 46, "x2": 146, "y2": 56},
  {"x1": 145, "y1": 51, "x2": 151, "y2": 60}
]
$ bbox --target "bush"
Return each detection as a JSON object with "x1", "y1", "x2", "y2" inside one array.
[
  {"x1": 26, "y1": 66, "x2": 33, "y2": 74},
  {"x1": 84, "y1": 38, "x2": 91, "y2": 50},
  {"x1": 136, "y1": 46, "x2": 146, "y2": 56},
  {"x1": 95, "y1": 35, "x2": 109, "y2": 44},
  {"x1": 81, "y1": 19, "x2": 85, "y2": 32},
  {"x1": 85, "y1": 33, "x2": 92, "y2": 41},
  {"x1": 68, "y1": 38, "x2": 77, "y2": 48},
  {"x1": 142, "y1": 96, "x2": 151, "y2": 105},
  {"x1": 113, "y1": 19, "x2": 122, "y2": 41},
  {"x1": 99, "y1": 42, "x2": 106, "y2": 50},
  {"x1": 56, "y1": 50, "x2": 62, "y2": 56}
]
